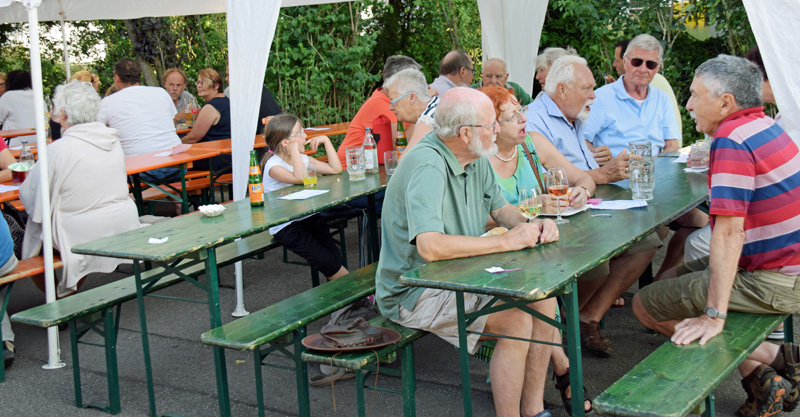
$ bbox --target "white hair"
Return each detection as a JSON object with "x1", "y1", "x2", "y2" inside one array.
[
  {"x1": 544, "y1": 55, "x2": 588, "y2": 95},
  {"x1": 53, "y1": 81, "x2": 101, "y2": 125},
  {"x1": 383, "y1": 68, "x2": 431, "y2": 102},
  {"x1": 625, "y1": 34, "x2": 664, "y2": 62},
  {"x1": 535, "y1": 47, "x2": 577, "y2": 72},
  {"x1": 432, "y1": 87, "x2": 483, "y2": 138},
  {"x1": 696, "y1": 55, "x2": 763, "y2": 109}
]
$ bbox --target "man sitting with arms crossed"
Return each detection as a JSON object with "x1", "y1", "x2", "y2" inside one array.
[
  {"x1": 471, "y1": 57, "x2": 533, "y2": 106},
  {"x1": 377, "y1": 87, "x2": 559, "y2": 417},
  {"x1": 525, "y1": 55, "x2": 660, "y2": 357},
  {"x1": 633, "y1": 55, "x2": 800, "y2": 417}
]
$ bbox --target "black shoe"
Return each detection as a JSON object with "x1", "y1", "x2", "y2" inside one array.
[{"x1": 3, "y1": 341, "x2": 14, "y2": 368}]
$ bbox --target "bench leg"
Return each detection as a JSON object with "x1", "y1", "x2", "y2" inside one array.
[
  {"x1": 102, "y1": 307, "x2": 122, "y2": 414},
  {"x1": 69, "y1": 320, "x2": 83, "y2": 407},
  {"x1": 563, "y1": 281, "x2": 586, "y2": 417},
  {"x1": 254, "y1": 348, "x2": 266, "y2": 417},
  {"x1": 355, "y1": 369, "x2": 366, "y2": 417},
  {"x1": 204, "y1": 248, "x2": 231, "y2": 417},
  {"x1": 293, "y1": 327, "x2": 310, "y2": 417},
  {"x1": 0, "y1": 282, "x2": 13, "y2": 383},
  {"x1": 133, "y1": 262, "x2": 158, "y2": 417},
  {"x1": 702, "y1": 393, "x2": 715, "y2": 417},
  {"x1": 401, "y1": 343, "x2": 417, "y2": 417},
  {"x1": 786, "y1": 315, "x2": 795, "y2": 343}
]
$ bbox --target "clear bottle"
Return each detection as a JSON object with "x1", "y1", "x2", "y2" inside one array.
[
  {"x1": 20, "y1": 140, "x2": 35, "y2": 168},
  {"x1": 363, "y1": 128, "x2": 379, "y2": 174}
]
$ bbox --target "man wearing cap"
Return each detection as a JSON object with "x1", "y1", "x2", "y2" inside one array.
[{"x1": 377, "y1": 86, "x2": 559, "y2": 417}]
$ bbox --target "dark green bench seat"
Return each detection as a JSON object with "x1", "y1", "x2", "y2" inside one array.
[
  {"x1": 594, "y1": 312, "x2": 788, "y2": 417},
  {"x1": 301, "y1": 315, "x2": 426, "y2": 417},
  {"x1": 201, "y1": 263, "x2": 381, "y2": 417},
  {"x1": 11, "y1": 232, "x2": 279, "y2": 414}
]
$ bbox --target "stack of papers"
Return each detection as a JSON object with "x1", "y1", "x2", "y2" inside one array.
[
  {"x1": 279, "y1": 189, "x2": 330, "y2": 200},
  {"x1": 590, "y1": 200, "x2": 648, "y2": 210}
]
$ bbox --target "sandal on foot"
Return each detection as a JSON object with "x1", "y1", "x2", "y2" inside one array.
[
  {"x1": 780, "y1": 342, "x2": 800, "y2": 412},
  {"x1": 309, "y1": 367, "x2": 355, "y2": 387},
  {"x1": 553, "y1": 370, "x2": 594, "y2": 416}
]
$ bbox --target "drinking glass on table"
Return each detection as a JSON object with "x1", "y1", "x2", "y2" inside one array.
[
  {"x1": 384, "y1": 150, "x2": 398, "y2": 175},
  {"x1": 518, "y1": 186, "x2": 542, "y2": 223},
  {"x1": 547, "y1": 167, "x2": 569, "y2": 224},
  {"x1": 303, "y1": 161, "x2": 317, "y2": 187},
  {"x1": 345, "y1": 147, "x2": 366, "y2": 181}
]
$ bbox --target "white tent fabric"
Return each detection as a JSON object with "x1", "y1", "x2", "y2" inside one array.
[
  {"x1": 477, "y1": 0, "x2": 548, "y2": 94},
  {"x1": 743, "y1": 0, "x2": 800, "y2": 143}
]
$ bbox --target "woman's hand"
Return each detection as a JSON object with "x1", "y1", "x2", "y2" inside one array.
[
  {"x1": 541, "y1": 194, "x2": 569, "y2": 215},
  {"x1": 305, "y1": 135, "x2": 331, "y2": 153},
  {"x1": 568, "y1": 186, "x2": 588, "y2": 208}
]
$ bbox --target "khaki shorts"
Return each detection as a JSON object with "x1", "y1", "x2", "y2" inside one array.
[
  {"x1": 396, "y1": 288, "x2": 494, "y2": 354},
  {"x1": 639, "y1": 256, "x2": 800, "y2": 322},
  {"x1": 581, "y1": 232, "x2": 662, "y2": 281}
]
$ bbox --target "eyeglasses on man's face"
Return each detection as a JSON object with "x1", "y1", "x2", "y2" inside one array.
[{"x1": 461, "y1": 121, "x2": 498, "y2": 132}]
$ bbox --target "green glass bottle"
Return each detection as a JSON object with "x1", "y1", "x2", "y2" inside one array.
[
  {"x1": 396, "y1": 123, "x2": 407, "y2": 154},
  {"x1": 249, "y1": 150, "x2": 264, "y2": 207}
]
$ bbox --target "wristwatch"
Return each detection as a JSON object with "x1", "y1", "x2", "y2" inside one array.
[{"x1": 703, "y1": 306, "x2": 727, "y2": 320}]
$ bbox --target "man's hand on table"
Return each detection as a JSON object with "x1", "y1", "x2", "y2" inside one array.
[
  {"x1": 592, "y1": 146, "x2": 613, "y2": 166},
  {"x1": 599, "y1": 150, "x2": 630, "y2": 182},
  {"x1": 504, "y1": 219, "x2": 559, "y2": 249},
  {"x1": 670, "y1": 315, "x2": 724, "y2": 346}
]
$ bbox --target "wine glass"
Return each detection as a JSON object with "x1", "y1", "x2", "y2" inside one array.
[
  {"x1": 518, "y1": 186, "x2": 542, "y2": 223},
  {"x1": 547, "y1": 168, "x2": 569, "y2": 224}
]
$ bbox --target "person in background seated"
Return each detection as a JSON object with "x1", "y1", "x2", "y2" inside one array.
[
  {"x1": 162, "y1": 68, "x2": 198, "y2": 125},
  {"x1": 428, "y1": 49, "x2": 474, "y2": 97},
  {"x1": 377, "y1": 87, "x2": 559, "y2": 417},
  {"x1": 384, "y1": 68, "x2": 438, "y2": 157},
  {"x1": 20, "y1": 81, "x2": 142, "y2": 298},
  {"x1": 0, "y1": 70, "x2": 37, "y2": 145},
  {"x1": 0, "y1": 216, "x2": 20, "y2": 368},
  {"x1": 0, "y1": 72, "x2": 6, "y2": 98},
  {"x1": 472, "y1": 57, "x2": 533, "y2": 105},
  {"x1": 260, "y1": 114, "x2": 347, "y2": 281},
  {"x1": 69, "y1": 71, "x2": 101, "y2": 92},
  {"x1": 533, "y1": 47, "x2": 577, "y2": 101}
]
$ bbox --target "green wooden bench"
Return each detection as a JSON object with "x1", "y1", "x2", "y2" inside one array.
[
  {"x1": 202, "y1": 263, "x2": 395, "y2": 417},
  {"x1": 301, "y1": 315, "x2": 426, "y2": 417},
  {"x1": 11, "y1": 232, "x2": 279, "y2": 414},
  {"x1": 0, "y1": 255, "x2": 64, "y2": 383},
  {"x1": 594, "y1": 312, "x2": 789, "y2": 417}
]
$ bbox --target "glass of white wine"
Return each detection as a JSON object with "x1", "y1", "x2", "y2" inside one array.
[
  {"x1": 519, "y1": 186, "x2": 543, "y2": 223},
  {"x1": 547, "y1": 167, "x2": 570, "y2": 224}
]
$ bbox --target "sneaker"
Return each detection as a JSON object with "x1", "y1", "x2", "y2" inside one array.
[
  {"x1": 767, "y1": 329, "x2": 785, "y2": 341},
  {"x1": 738, "y1": 364, "x2": 790, "y2": 417},
  {"x1": 2, "y1": 341, "x2": 14, "y2": 367},
  {"x1": 580, "y1": 320, "x2": 613, "y2": 358}
]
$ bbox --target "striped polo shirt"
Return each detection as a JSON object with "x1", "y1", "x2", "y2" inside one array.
[{"x1": 709, "y1": 107, "x2": 800, "y2": 275}]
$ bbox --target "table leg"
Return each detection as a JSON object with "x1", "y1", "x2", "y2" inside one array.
[
  {"x1": 455, "y1": 292, "x2": 473, "y2": 416},
  {"x1": 563, "y1": 280, "x2": 585, "y2": 417},
  {"x1": 0, "y1": 282, "x2": 13, "y2": 383},
  {"x1": 131, "y1": 173, "x2": 144, "y2": 216},
  {"x1": 179, "y1": 163, "x2": 189, "y2": 214},
  {"x1": 204, "y1": 248, "x2": 231, "y2": 417},
  {"x1": 132, "y1": 261, "x2": 158, "y2": 417},
  {"x1": 367, "y1": 193, "x2": 379, "y2": 263}
]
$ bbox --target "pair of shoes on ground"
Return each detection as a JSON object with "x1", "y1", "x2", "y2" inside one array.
[
  {"x1": 3, "y1": 341, "x2": 14, "y2": 367},
  {"x1": 580, "y1": 320, "x2": 613, "y2": 357},
  {"x1": 738, "y1": 363, "x2": 792, "y2": 417},
  {"x1": 553, "y1": 369, "x2": 594, "y2": 416},
  {"x1": 309, "y1": 367, "x2": 355, "y2": 387}
]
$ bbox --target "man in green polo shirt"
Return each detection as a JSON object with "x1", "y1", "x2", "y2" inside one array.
[
  {"x1": 471, "y1": 57, "x2": 534, "y2": 106},
  {"x1": 376, "y1": 87, "x2": 559, "y2": 417}
]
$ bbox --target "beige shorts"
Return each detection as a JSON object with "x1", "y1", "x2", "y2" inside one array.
[
  {"x1": 639, "y1": 256, "x2": 800, "y2": 322},
  {"x1": 581, "y1": 231, "x2": 662, "y2": 281},
  {"x1": 396, "y1": 288, "x2": 494, "y2": 354}
]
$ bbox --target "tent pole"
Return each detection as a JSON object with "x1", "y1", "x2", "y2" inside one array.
[
  {"x1": 231, "y1": 261, "x2": 248, "y2": 317},
  {"x1": 27, "y1": 5, "x2": 65, "y2": 371},
  {"x1": 60, "y1": 12, "x2": 70, "y2": 80}
]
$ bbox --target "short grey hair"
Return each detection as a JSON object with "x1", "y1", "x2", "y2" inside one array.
[
  {"x1": 53, "y1": 80, "x2": 101, "y2": 125},
  {"x1": 625, "y1": 34, "x2": 664, "y2": 62},
  {"x1": 383, "y1": 55, "x2": 421, "y2": 81},
  {"x1": 544, "y1": 55, "x2": 589, "y2": 95},
  {"x1": 433, "y1": 87, "x2": 484, "y2": 138},
  {"x1": 535, "y1": 47, "x2": 577, "y2": 72},
  {"x1": 383, "y1": 68, "x2": 431, "y2": 102},
  {"x1": 695, "y1": 54, "x2": 763, "y2": 110}
]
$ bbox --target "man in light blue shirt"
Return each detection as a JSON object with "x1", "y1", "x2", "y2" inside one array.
[
  {"x1": 526, "y1": 55, "x2": 630, "y2": 184},
  {"x1": 583, "y1": 34, "x2": 681, "y2": 158}
]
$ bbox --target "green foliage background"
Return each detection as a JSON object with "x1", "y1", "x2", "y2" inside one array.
[{"x1": 0, "y1": 0, "x2": 755, "y2": 144}]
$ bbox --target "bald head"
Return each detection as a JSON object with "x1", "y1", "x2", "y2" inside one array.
[
  {"x1": 439, "y1": 50, "x2": 474, "y2": 86},
  {"x1": 482, "y1": 58, "x2": 509, "y2": 87}
]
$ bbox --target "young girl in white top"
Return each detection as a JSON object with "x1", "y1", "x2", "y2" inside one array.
[{"x1": 261, "y1": 114, "x2": 349, "y2": 280}]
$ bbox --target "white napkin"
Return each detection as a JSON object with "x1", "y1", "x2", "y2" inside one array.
[
  {"x1": 591, "y1": 200, "x2": 648, "y2": 210},
  {"x1": 278, "y1": 189, "x2": 330, "y2": 200}
]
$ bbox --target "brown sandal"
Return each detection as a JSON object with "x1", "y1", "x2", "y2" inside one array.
[{"x1": 553, "y1": 370, "x2": 594, "y2": 416}]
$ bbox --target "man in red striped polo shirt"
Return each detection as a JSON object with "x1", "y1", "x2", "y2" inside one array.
[{"x1": 633, "y1": 55, "x2": 800, "y2": 417}]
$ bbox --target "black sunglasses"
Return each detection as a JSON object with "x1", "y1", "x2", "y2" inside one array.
[{"x1": 630, "y1": 58, "x2": 659, "y2": 70}]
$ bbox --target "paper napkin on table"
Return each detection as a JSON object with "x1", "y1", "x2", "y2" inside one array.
[
  {"x1": 674, "y1": 152, "x2": 690, "y2": 163},
  {"x1": 279, "y1": 189, "x2": 330, "y2": 200},
  {"x1": 0, "y1": 185, "x2": 19, "y2": 193},
  {"x1": 591, "y1": 200, "x2": 648, "y2": 210}
]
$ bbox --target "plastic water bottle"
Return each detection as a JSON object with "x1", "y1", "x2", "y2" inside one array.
[
  {"x1": 20, "y1": 140, "x2": 34, "y2": 168},
  {"x1": 363, "y1": 128, "x2": 378, "y2": 174}
]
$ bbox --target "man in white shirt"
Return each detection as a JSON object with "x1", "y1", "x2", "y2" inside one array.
[{"x1": 97, "y1": 58, "x2": 181, "y2": 158}]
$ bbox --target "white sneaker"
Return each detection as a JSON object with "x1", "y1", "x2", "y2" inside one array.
[{"x1": 768, "y1": 329, "x2": 785, "y2": 341}]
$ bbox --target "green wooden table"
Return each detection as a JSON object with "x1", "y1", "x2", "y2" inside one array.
[
  {"x1": 399, "y1": 156, "x2": 709, "y2": 417},
  {"x1": 72, "y1": 168, "x2": 388, "y2": 417}
]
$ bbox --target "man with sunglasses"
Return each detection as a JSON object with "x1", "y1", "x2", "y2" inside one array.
[{"x1": 583, "y1": 34, "x2": 681, "y2": 160}]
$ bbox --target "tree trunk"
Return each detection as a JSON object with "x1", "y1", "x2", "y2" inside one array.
[{"x1": 123, "y1": 20, "x2": 158, "y2": 86}]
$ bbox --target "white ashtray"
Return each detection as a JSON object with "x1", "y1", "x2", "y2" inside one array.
[{"x1": 199, "y1": 204, "x2": 225, "y2": 217}]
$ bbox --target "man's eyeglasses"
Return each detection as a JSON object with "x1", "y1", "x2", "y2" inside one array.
[
  {"x1": 390, "y1": 92, "x2": 412, "y2": 105},
  {"x1": 498, "y1": 105, "x2": 528, "y2": 123},
  {"x1": 462, "y1": 121, "x2": 498, "y2": 131},
  {"x1": 629, "y1": 58, "x2": 659, "y2": 70},
  {"x1": 464, "y1": 66, "x2": 474, "y2": 73}
]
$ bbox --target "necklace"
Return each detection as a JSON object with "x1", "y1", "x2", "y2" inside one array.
[{"x1": 494, "y1": 148, "x2": 517, "y2": 162}]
